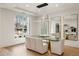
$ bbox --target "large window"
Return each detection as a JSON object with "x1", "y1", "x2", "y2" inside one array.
[
  {"x1": 63, "y1": 14, "x2": 78, "y2": 41},
  {"x1": 15, "y1": 14, "x2": 30, "y2": 38}
]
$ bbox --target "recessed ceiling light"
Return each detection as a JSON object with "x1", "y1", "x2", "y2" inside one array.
[{"x1": 56, "y1": 4, "x2": 58, "y2": 7}]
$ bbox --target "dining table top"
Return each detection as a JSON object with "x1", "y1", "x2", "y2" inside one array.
[{"x1": 26, "y1": 35, "x2": 60, "y2": 41}]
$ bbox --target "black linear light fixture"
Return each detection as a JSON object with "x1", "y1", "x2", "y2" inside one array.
[{"x1": 36, "y1": 3, "x2": 48, "y2": 8}]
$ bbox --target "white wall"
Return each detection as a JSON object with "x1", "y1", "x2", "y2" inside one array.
[
  {"x1": 49, "y1": 9, "x2": 79, "y2": 48},
  {"x1": 0, "y1": 8, "x2": 37, "y2": 47},
  {"x1": 28, "y1": 8, "x2": 79, "y2": 48},
  {"x1": 64, "y1": 14, "x2": 79, "y2": 48},
  {"x1": 0, "y1": 8, "x2": 15, "y2": 47},
  {"x1": 0, "y1": 9, "x2": 2, "y2": 41},
  {"x1": 1, "y1": 8, "x2": 78, "y2": 48}
]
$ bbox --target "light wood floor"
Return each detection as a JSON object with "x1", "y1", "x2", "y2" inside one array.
[{"x1": 0, "y1": 43, "x2": 79, "y2": 56}]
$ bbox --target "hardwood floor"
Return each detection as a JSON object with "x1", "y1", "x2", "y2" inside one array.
[
  {"x1": 64, "y1": 46, "x2": 79, "y2": 56},
  {"x1": 0, "y1": 43, "x2": 79, "y2": 56}
]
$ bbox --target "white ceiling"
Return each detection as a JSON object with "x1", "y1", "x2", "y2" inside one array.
[{"x1": 0, "y1": 3, "x2": 79, "y2": 16}]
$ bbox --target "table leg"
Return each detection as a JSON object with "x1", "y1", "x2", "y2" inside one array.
[{"x1": 48, "y1": 41, "x2": 51, "y2": 56}]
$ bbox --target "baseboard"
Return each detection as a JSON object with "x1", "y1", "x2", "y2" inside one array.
[{"x1": 2, "y1": 42, "x2": 25, "y2": 48}]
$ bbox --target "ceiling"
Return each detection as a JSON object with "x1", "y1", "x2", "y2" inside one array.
[{"x1": 0, "y1": 3, "x2": 79, "y2": 16}]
